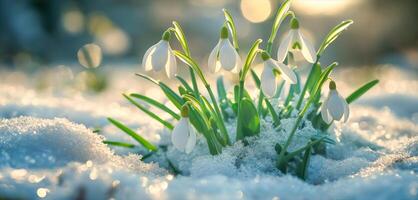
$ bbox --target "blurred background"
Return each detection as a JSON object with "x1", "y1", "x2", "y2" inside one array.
[{"x1": 0, "y1": 0, "x2": 417, "y2": 85}]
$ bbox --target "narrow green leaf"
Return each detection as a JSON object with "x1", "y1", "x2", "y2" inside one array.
[
  {"x1": 216, "y1": 76, "x2": 228, "y2": 102},
  {"x1": 123, "y1": 94, "x2": 174, "y2": 130},
  {"x1": 222, "y1": 8, "x2": 239, "y2": 51},
  {"x1": 172, "y1": 21, "x2": 191, "y2": 56},
  {"x1": 241, "y1": 39, "x2": 263, "y2": 81},
  {"x1": 234, "y1": 85, "x2": 251, "y2": 103},
  {"x1": 307, "y1": 63, "x2": 322, "y2": 95},
  {"x1": 159, "y1": 82, "x2": 185, "y2": 109},
  {"x1": 296, "y1": 146, "x2": 312, "y2": 180},
  {"x1": 173, "y1": 50, "x2": 207, "y2": 86},
  {"x1": 236, "y1": 98, "x2": 260, "y2": 140},
  {"x1": 130, "y1": 93, "x2": 180, "y2": 120},
  {"x1": 317, "y1": 20, "x2": 353, "y2": 56},
  {"x1": 175, "y1": 75, "x2": 194, "y2": 92},
  {"x1": 264, "y1": 98, "x2": 280, "y2": 126},
  {"x1": 107, "y1": 118, "x2": 157, "y2": 151},
  {"x1": 311, "y1": 134, "x2": 336, "y2": 144},
  {"x1": 346, "y1": 79, "x2": 379, "y2": 104},
  {"x1": 103, "y1": 140, "x2": 136, "y2": 148},
  {"x1": 268, "y1": 0, "x2": 292, "y2": 44},
  {"x1": 250, "y1": 69, "x2": 261, "y2": 87},
  {"x1": 135, "y1": 73, "x2": 159, "y2": 85},
  {"x1": 135, "y1": 73, "x2": 184, "y2": 109}
]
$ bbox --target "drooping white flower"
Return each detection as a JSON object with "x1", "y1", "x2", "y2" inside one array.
[
  {"x1": 208, "y1": 27, "x2": 241, "y2": 73},
  {"x1": 171, "y1": 106, "x2": 196, "y2": 154},
  {"x1": 321, "y1": 81, "x2": 350, "y2": 124},
  {"x1": 277, "y1": 18, "x2": 316, "y2": 64},
  {"x1": 142, "y1": 31, "x2": 177, "y2": 78},
  {"x1": 260, "y1": 52, "x2": 297, "y2": 97}
]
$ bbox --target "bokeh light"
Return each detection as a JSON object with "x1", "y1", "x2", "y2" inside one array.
[
  {"x1": 240, "y1": 0, "x2": 272, "y2": 23},
  {"x1": 77, "y1": 43, "x2": 102, "y2": 69},
  {"x1": 62, "y1": 8, "x2": 84, "y2": 34}
]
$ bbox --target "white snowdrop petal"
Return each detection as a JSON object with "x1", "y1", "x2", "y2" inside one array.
[
  {"x1": 185, "y1": 121, "x2": 196, "y2": 154},
  {"x1": 165, "y1": 48, "x2": 177, "y2": 79},
  {"x1": 142, "y1": 43, "x2": 157, "y2": 71},
  {"x1": 276, "y1": 62, "x2": 297, "y2": 84},
  {"x1": 171, "y1": 118, "x2": 189, "y2": 151},
  {"x1": 327, "y1": 90, "x2": 345, "y2": 120},
  {"x1": 321, "y1": 99, "x2": 333, "y2": 124},
  {"x1": 277, "y1": 31, "x2": 294, "y2": 62},
  {"x1": 261, "y1": 66, "x2": 277, "y2": 97},
  {"x1": 208, "y1": 41, "x2": 221, "y2": 73},
  {"x1": 151, "y1": 41, "x2": 169, "y2": 72},
  {"x1": 219, "y1": 39, "x2": 237, "y2": 71},
  {"x1": 298, "y1": 30, "x2": 316, "y2": 63},
  {"x1": 231, "y1": 52, "x2": 242, "y2": 74},
  {"x1": 342, "y1": 96, "x2": 350, "y2": 122}
]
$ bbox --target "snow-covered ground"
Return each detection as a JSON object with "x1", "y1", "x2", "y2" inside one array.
[{"x1": 0, "y1": 65, "x2": 417, "y2": 199}]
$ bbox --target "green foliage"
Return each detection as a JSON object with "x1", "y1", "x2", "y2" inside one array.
[
  {"x1": 107, "y1": 118, "x2": 157, "y2": 151},
  {"x1": 317, "y1": 20, "x2": 354, "y2": 56},
  {"x1": 346, "y1": 79, "x2": 379, "y2": 104},
  {"x1": 236, "y1": 98, "x2": 260, "y2": 140}
]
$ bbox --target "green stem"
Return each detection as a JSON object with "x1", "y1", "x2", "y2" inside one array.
[
  {"x1": 236, "y1": 80, "x2": 245, "y2": 137},
  {"x1": 206, "y1": 84, "x2": 231, "y2": 145},
  {"x1": 295, "y1": 56, "x2": 320, "y2": 110},
  {"x1": 189, "y1": 68, "x2": 200, "y2": 98}
]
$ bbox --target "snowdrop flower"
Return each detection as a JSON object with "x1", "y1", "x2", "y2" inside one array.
[
  {"x1": 171, "y1": 105, "x2": 196, "y2": 153},
  {"x1": 277, "y1": 18, "x2": 316, "y2": 64},
  {"x1": 260, "y1": 52, "x2": 297, "y2": 97},
  {"x1": 208, "y1": 26, "x2": 241, "y2": 73},
  {"x1": 321, "y1": 81, "x2": 350, "y2": 124},
  {"x1": 142, "y1": 31, "x2": 177, "y2": 78}
]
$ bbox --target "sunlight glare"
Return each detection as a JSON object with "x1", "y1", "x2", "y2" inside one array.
[{"x1": 240, "y1": 0, "x2": 271, "y2": 23}]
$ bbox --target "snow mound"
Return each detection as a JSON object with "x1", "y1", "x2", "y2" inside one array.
[
  {"x1": 0, "y1": 117, "x2": 167, "y2": 199},
  {"x1": 0, "y1": 117, "x2": 114, "y2": 168}
]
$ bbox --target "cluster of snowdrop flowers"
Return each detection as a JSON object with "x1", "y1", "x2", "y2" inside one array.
[{"x1": 107, "y1": 0, "x2": 378, "y2": 179}]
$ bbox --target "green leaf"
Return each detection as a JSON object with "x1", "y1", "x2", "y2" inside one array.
[
  {"x1": 307, "y1": 63, "x2": 322, "y2": 95},
  {"x1": 296, "y1": 146, "x2": 312, "y2": 180},
  {"x1": 135, "y1": 73, "x2": 159, "y2": 85},
  {"x1": 300, "y1": 62, "x2": 338, "y2": 116},
  {"x1": 135, "y1": 73, "x2": 184, "y2": 109},
  {"x1": 123, "y1": 94, "x2": 174, "y2": 130},
  {"x1": 216, "y1": 76, "x2": 228, "y2": 103},
  {"x1": 311, "y1": 134, "x2": 336, "y2": 144},
  {"x1": 317, "y1": 20, "x2": 354, "y2": 56},
  {"x1": 159, "y1": 82, "x2": 185, "y2": 109},
  {"x1": 268, "y1": 0, "x2": 292, "y2": 44},
  {"x1": 172, "y1": 21, "x2": 191, "y2": 56},
  {"x1": 222, "y1": 8, "x2": 239, "y2": 51},
  {"x1": 130, "y1": 93, "x2": 180, "y2": 120},
  {"x1": 103, "y1": 140, "x2": 136, "y2": 148},
  {"x1": 236, "y1": 97, "x2": 260, "y2": 140},
  {"x1": 250, "y1": 69, "x2": 261, "y2": 88},
  {"x1": 234, "y1": 85, "x2": 251, "y2": 103},
  {"x1": 241, "y1": 39, "x2": 263, "y2": 81},
  {"x1": 173, "y1": 50, "x2": 207, "y2": 86},
  {"x1": 346, "y1": 79, "x2": 379, "y2": 104},
  {"x1": 107, "y1": 118, "x2": 157, "y2": 151},
  {"x1": 175, "y1": 75, "x2": 194, "y2": 92},
  {"x1": 264, "y1": 98, "x2": 280, "y2": 126}
]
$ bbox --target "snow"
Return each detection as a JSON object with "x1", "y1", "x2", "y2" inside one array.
[{"x1": 0, "y1": 65, "x2": 417, "y2": 199}]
